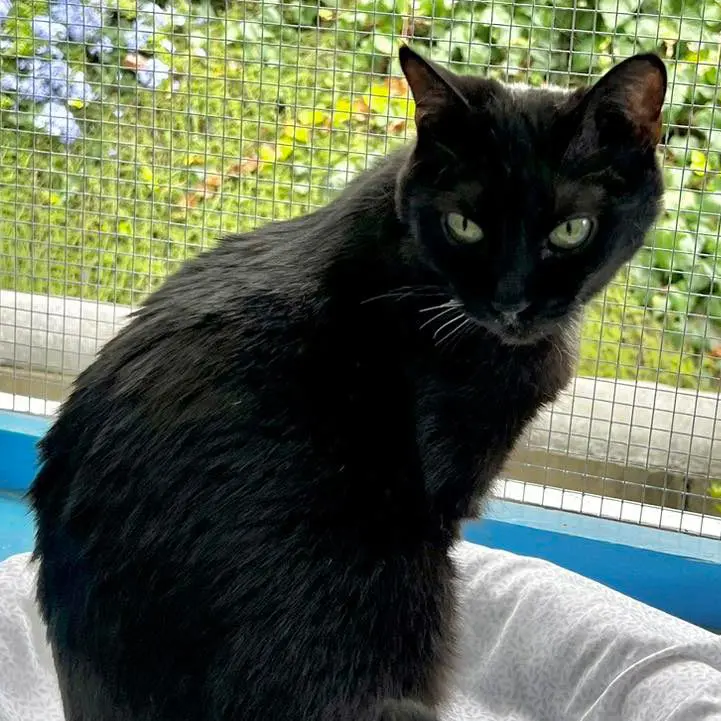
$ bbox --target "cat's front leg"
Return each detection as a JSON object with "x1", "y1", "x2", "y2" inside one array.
[{"x1": 414, "y1": 374, "x2": 511, "y2": 523}]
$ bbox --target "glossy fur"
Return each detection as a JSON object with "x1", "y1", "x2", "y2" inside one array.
[{"x1": 29, "y1": 48, "x2": 666, "y2": 721}]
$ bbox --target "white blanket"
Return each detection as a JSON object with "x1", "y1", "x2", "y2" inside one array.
[{"x1": 1, "y1": 543, "x2": 720, "y2": 721}]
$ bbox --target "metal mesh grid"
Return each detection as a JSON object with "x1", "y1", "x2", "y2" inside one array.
[{"x1": 0, "y1": 0, "x2": 720, "y2": 538}]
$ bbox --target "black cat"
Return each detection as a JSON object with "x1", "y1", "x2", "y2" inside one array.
[{"x1": 29, "y1": 46, "x2": 666, "y2": 721}]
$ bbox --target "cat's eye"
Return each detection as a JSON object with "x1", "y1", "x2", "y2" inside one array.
[
  {"x1": 445, "y1": 213, "x2": 484, "y2": 245},
  {"x1": 548, "y1": 217, "x2": 594, "y2": 249}
]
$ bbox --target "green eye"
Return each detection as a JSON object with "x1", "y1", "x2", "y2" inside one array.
[
  {"x1": 445, "y1": 213, "x2": 484, "y2": 245},
  {"x1": 549, "y1": 217, "x2": 594, "y2": 249}
]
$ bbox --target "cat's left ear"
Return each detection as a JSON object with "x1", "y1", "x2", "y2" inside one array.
[
  {"x1": 399, "y1": 44, "x2": 470, "y2": 128},
  {"x1": 584, "y1": 53, "x2": 667, "y2": 146}
]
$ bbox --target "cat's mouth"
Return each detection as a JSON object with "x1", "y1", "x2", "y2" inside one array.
[
  {"x1": 467, "y1": 307, "x2": 561, "y2": 346},
  {"x1": 421, "y1": 296, "x2": 565, "y2": 346}
]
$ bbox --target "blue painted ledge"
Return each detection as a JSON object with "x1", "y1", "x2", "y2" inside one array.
[
  {"x1": 0, "y1": 493, "x2": 34, "y2": 561},
  {"x1": 0, "y1": 411, "x2": 50, "y2": 492},
  {"x1": 465, "y1": 502, "x2": 721, "y2": 632},
  {"x1": 2, "y1": 410, "x2": 720, "y2": 630}
]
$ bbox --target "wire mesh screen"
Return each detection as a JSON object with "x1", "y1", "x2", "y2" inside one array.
[{"x1": 0, "y1": 0, "x2": 720, "y2": 538}]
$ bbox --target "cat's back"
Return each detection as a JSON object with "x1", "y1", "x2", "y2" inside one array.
[
  {"x1": 29, "y1": 215, "x2": 332, "y2": 547},
  {"x1": 81, "y1": 206, "x2": 337, "y2": 392},
  {"x1": 32, "y1": 152, "x2": 409, "y2": 513}
]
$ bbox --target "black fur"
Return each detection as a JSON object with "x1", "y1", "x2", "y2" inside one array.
[{"x1": 29, "y1": 48, "x2": 666, "y2": 721}]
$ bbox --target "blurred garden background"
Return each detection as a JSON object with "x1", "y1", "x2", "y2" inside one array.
[{"x1": 1, "y1": 0, "x2": 721, "y2": 393}]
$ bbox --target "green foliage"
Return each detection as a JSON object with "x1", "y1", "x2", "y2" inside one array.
[
  {"x1": 579, "y1": 284, "x2": 717, "y2": 389},
  {"x1": 1, "y1": 8, "x2": 46, "y2": 60},
  {"x1": 711, "y1": 481, "x2": 721, "y2": 513}
]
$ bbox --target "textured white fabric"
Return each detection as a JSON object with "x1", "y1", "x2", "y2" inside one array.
[
  {"x1": 1, "y1": 543, "x2": 720, "y2": 721},
  {"x1": 447, "y1": 544, "x2": 721, "y2": 721},
  {"x1": 0, "y1": 553, "x2": 59, "y2": 721}
]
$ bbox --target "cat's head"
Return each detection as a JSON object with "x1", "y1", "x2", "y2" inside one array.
[{"x1": 395, "y1": 46, "x2": 666, "y2": 345}]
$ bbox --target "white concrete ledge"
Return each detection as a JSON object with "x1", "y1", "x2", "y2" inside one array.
[
  {"x1": 0, "y1": 290, "x2": 131, "y2": 378},
  {"x1": 527, "y1": 377, "x2": 721, "y2": 480},
  {"x1": 1, "y1": 291, "x2": 720, "y2": 484}
]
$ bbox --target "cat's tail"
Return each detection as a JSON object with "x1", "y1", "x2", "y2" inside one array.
[{"x1": 375, "y1": 699, "x2": 439, "y2": 721}]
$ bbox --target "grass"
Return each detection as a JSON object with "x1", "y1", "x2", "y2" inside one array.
[
  {"x1": 1, "y1": 29, "x2": 401, "y2": 302},
  {"x1": 578, "y1": 284, "x2": 716, "y2": 389},
  {"x1": 0, "y1": 5, "x2": 719, "y2": 391}
]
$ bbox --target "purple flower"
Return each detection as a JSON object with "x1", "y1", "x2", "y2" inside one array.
[
  {"x1": 67, "y1": 69, "x2": 95, "y2": 103},
  {"x1": 17, "y1": 75, "x2": 52, "y2": 103},
  {"x1": 122, "y1": 22, "x2": 153, "y2": 52},
  {"x1": 32, "y1": 15, "x2": 68, "y2": 42},
  {"x1": 15, "y1": 60, "x2": 94, "y2": 104},
  {"x1": 39, "y1": 60, "x2": 72, "y2": 100},
  {"x1": 37, "y1": 44, "x2": 66, "y2": 59},
  {"x1": 87, "y1": 33, "x2": 114, "y2": 61},
  {"x1": 49, "y1": 0, "x2": 102, "y2": 43},
  {"x1": 136, "y1": 57, "x2": 169, "y2": 89},
  {"x1": 138, "y1": 2, "x2": 172, "y2": 29},
  {"x1": 16, "y1": 57, "x2": 46, "y2": 74},
  {"x1": 33, "y1": 101, "x2": 83, "y2": 144},
  {"x1": 0, "y1": 73, "x2": 16, "y2": 92}
]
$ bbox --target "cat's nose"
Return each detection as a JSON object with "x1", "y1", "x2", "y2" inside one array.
[{"x1": 491, "y1": 300, "x2": 531, "y2": 319}]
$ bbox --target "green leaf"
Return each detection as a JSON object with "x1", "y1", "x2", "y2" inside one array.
[
  {"x1": 597, "y1": 0, "x2": 639, "y2": 29},
  {"x1": 633, "y1": 14, "x2": 662, "y2": 41},
  {"x1": 690, "y1": 149, "x2": 708, "y2": 174},
  {"x1": 707, "y1": 295, "x2": 721, "y2": 321},
  {"x1": 686, "y1": 260, "x2": 714, "y2": 293},
  {"x1": 372, "y1": 32, "x2": 394, "y2": 56}
]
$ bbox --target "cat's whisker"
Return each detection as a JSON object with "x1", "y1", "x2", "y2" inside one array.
[
  {"x1": 434, "y1": 315, "x2": 471, "y2": 347},
  {"x1": 440, "y1": 317, "x2": 475, "y2": 349},
  {"x1": 361, "y1": 285, "x2": 446, "y2": 305},
  {"x1": 418, "y1": 300, "x2": 459, "y2": 314},
  {"x1": 432, "y1": 312, "x2": 466, "y2": 342},
  {"x1": 419, "y1": 305, "x2": 459, "y2": 331}
]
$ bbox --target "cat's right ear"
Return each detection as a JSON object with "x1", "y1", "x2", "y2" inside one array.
[{"x1": 399, "y1": 45, "x2": 470, "y2": 128}]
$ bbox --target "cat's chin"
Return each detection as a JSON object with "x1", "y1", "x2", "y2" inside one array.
[
  {"x1": 475, "y1": 317, "x2": 565, "y2": 347},
  {"x1": 489, "y1": 327, "x2": 553, "y2": 346}
]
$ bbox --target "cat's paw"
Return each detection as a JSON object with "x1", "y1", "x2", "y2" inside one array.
[{"x1": 376, "y1": 699, "x2": 438, "y2": 721}]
